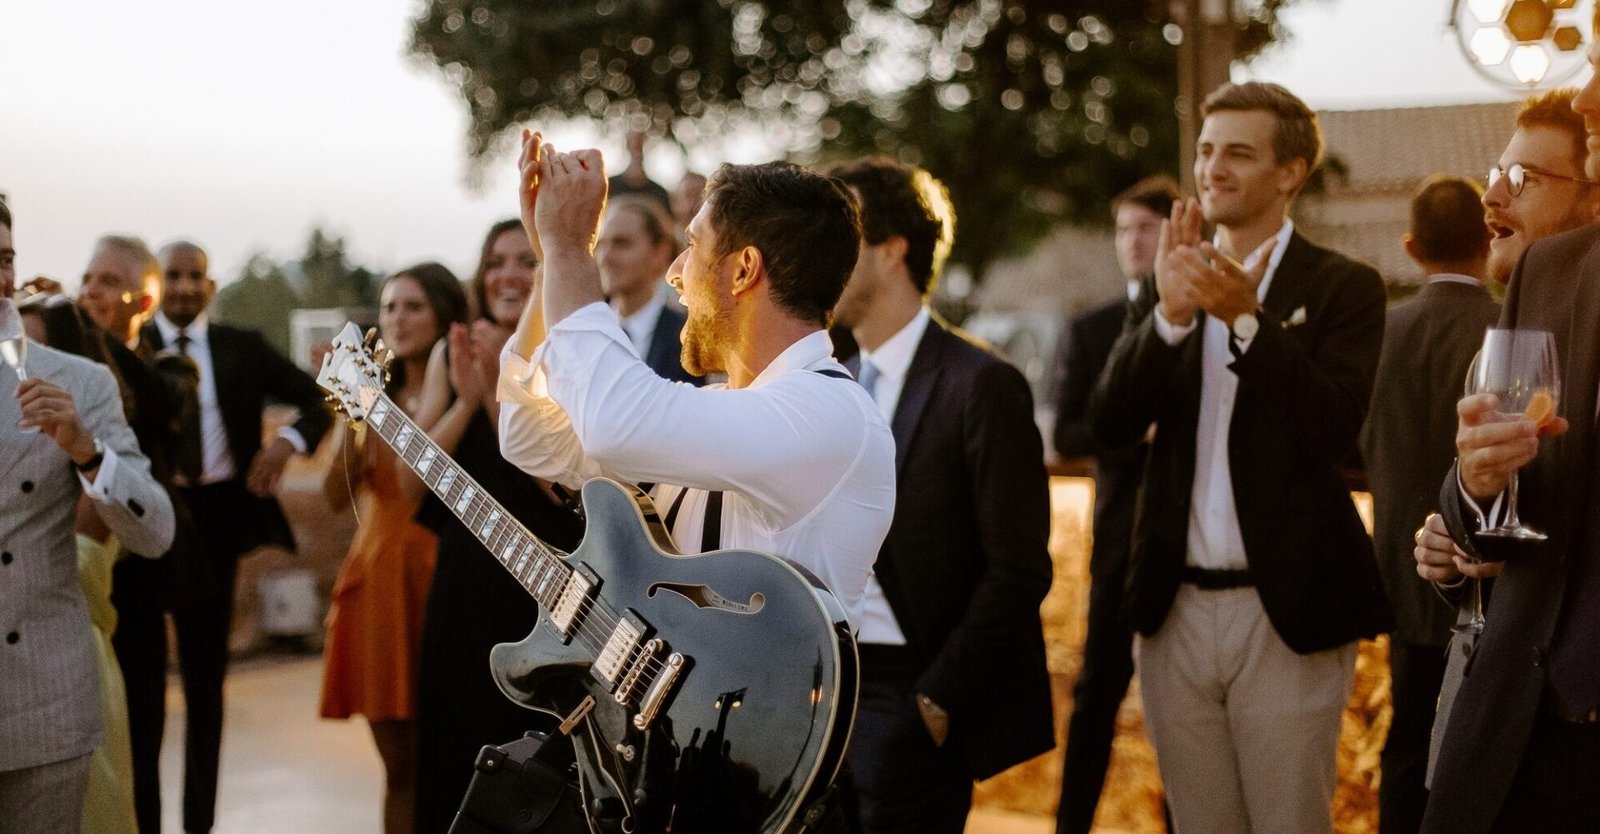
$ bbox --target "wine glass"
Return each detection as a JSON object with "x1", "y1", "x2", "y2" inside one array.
[
  {"x1": 0, "y1": 298, "x2": 27, "y2": 382},
  {"x1": 1469, "y1": 328, "x2": 1559, "y2": 541}
]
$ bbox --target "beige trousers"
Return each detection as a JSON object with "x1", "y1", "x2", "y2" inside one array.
[{"x1": 1137, "y1": 584, "x2": 1357, "y2": 834}]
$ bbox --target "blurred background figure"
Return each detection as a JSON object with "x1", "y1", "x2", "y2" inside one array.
[
  {"x1": 141, "y1": 240, "x2": 331, "y2": 834},
  {"x1": 606, "y1": 129, "x2": 671, "y2": 213},
  {"x1": 318, "y1": 263, "x2": 467, "y2": 834},
  {"x1": 1359, "y1": 175, "x2": 1497, "y2": 834},
  {"x1": 408, "y1": 220, "x2": 584, "y2": 833},
  {"x1": 1050, "y1": 174, "x2": 1179, "y2": 834},
  {"x1": 596, "y1": 195, "x2": 703, "y2": 385},
  {"x1": 670, "y1": 171, "x2": 708, "y2": 233}
]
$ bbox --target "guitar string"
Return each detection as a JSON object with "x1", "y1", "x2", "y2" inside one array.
[{"x1": 368, "y1": 394, "x2": 676, "y2": 681}]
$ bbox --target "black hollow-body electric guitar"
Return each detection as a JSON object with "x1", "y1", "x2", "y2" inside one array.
[{"x1": 318, "y1": 324, "x2": 859, "y2": 833}]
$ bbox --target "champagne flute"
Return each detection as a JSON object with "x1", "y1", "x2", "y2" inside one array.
[
  {"x1": 0, "y1": 298, "x2": 27, "y2": 382},
  {"x1": 1452, "y1": 329, "x2": 1558, "y2": 635}
]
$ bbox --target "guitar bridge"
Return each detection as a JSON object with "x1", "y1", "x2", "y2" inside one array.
[{"x1": 614, "y1": 638, "x2": 663, "y2": 706}]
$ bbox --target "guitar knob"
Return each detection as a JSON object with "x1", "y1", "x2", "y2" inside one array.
[{"x1": 588, "y1": 796, "x2": 624, "y2": 821}]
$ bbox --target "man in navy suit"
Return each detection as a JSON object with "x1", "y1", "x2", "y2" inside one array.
[
  {"x1": 132, "y1": 240, "x2": 330, "y2": 834},
  {"x1": 596, "y1": 195, "x2": 703, "y2": 385},
  {"x1": 829, "y1": 155, "x2": 1054, "y2": 834},
  {"x1": 1049, "y1": 173, "x2": 1178, "y2": 834}
]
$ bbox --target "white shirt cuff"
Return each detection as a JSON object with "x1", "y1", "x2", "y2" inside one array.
[
  {"x1": 277, "y1": 427, "x2": 308, "y2": 455},
  {"x1": 1456, "y1": 467, "x2": 1505, "y2": 531},
  {"x1": 77, "y1": 445, "x2": 122, "y2": 500},
  {"x1": 1153, "y1": 306, "x2": 1197, "y2": 346}
]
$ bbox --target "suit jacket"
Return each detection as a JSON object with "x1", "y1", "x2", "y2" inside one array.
[
  {"x1": 1360, "y1": 280, "x2": 1499, "y2": 648},
  {"x1": 0, "y1": 344, "x2": 174, "y2": 770},
  {"x1": 849, "y1": 317, "x2": 1055, "y2": 779},
  {"x1": 1429, "y1": 223, "x2": 1600, "y2": 833},
  {"x1": 141, "y1": 320, "x2": 332, "y2": 557},
  {"x1": 643, "y1": 304, "x2": 704, "y2": 386},
  {"x1": 1089, "y1": 230, "x2": 1394, "y2": 654},
  {"x1": 1052, "y1": 295, "x2": 1147, "y2": 577}
]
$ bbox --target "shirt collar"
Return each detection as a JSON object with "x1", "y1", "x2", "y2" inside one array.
[
  {"x1": 857, "y1": 307, "x2": 931, "y2": 383},
  {"x1": 619, "y1": 291, "x2": 666, "y2": 339},
  {"x1": 1427, "y1": 272, "x2": 1484, "y2": 287},
  {"x1": 1126, "y1": 280, "x2": 1142, "y2": 302},
  {"x1": 750, "y1": 328, "x2": 840, "y2": 387},
  {"x1": 153, "y1": 311, "x2": 210, "y2": 345}
]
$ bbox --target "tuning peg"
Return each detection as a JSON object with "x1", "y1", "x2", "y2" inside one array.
[{"x1": 363, "y1": 328, "x2": 379, "y2": 350}]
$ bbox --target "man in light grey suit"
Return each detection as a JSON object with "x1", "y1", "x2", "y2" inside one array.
[{"x1": 0, "y1": 200, "x2": 175, "y2": 834}]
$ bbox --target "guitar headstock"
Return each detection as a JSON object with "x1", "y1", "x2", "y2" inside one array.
[{"x1": 316, "y1": 322, "x2": 392, "y2": 423}]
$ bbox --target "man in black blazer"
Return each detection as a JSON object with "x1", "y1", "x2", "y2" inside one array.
[
  {"x1": 597, "y1": 194, "x2": 704, "y2": 385},
  {"x1": 1358, "y1": 176, "x2": 1498, "y2": 834},
  {"x1": 136, "y1": 240, "x2": 331, "y2": 834},
  {"x1": 828, "y1": 156, "x2": 1054, "y2": 833},
  {"x1": 1049, "y1": 174, "x2": 1178, "y2": 834},
  {"x1": 1425, "y1": 53, "x2": 1600, "y2": 831},
  {"x1": 1089, "y1": 82, "x2": 1391, "y2": 833}
]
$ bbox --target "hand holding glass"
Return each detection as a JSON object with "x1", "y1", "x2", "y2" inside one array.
[{"x1": 1467, "y1": 328, "x2": 1560, "y2": 542}]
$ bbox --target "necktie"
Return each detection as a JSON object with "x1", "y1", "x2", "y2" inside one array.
[
  {"x1": 175, "y1": 332, "x2": 191, "y2": 355},
  {"x1": 172, "y1": 330, "x2": 204, "y2": 484},
  {"x1": 857, "y1": 360, "x2": 880, "y2": 402}
]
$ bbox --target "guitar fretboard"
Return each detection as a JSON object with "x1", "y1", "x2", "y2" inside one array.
[{"x1": 363, "y1": 395, "x2": 574, "y2": 610}]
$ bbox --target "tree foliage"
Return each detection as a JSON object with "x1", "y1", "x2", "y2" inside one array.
[
  {"x1": 215, "y1": 228, "x2": 377, "y2": 355},
  {"x1": 411, "y1": 0, "x2": 1305, "y2": 279}
]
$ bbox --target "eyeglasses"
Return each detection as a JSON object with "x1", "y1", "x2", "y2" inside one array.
[{"x1": 1488, "y1": 162, "x2": 1598, "y2": 196}]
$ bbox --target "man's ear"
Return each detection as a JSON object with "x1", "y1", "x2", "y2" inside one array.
[
  {"x1": 137, "y1": 293, "x2": 155, "y2": 315},
  {"x1": 881, "y1": 235, "x2": 909, "y2": 267},
  {"x1": 1400, "y1": 233, "x2": 1422, "y2": 265},
  {"x1": 1278, "y1": 157, "x2": 1309, "y2": 197},
  {"x1": 731, "y1": 246, "x2": 764, "y2": 296}
]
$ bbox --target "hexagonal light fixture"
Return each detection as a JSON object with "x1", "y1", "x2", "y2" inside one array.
[
  {"x1": 1453, "y1": 0, "x2": 1591, "y2": 88},
  {"x1": 1505, "y1": 0, "x2": 1555, "y2": 41},
  {"x1": 1470, "y1": 25, "x2": 1514, "y2": 64},
  {"x1": 1469, "y1": 0, "x2": 1511, "y2": 23},
  {"x1": 1510, "y1": 43, "x2": 1553, "y2": 82}
]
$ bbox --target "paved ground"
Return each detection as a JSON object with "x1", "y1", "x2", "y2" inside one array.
[{"x1": 157, "y1": 655, "x2": 1054, "y2": 833}]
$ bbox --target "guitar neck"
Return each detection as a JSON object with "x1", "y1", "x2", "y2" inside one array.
[{"x1": 360, "y1": 395, "x2": 573, "y2": 610}]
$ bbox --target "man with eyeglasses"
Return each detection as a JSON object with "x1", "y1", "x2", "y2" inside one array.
[
  {"x1": 1481, "y1": 89, "x2": 1600, "y2": 286},
  {"x1": 1419, "y1": 25, "x2": 1600, "y2": 828}
]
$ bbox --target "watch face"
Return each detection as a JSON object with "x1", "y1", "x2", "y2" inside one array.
[{"x1": 1232, "y1": 314, "x2": 1258, "y2": 340}]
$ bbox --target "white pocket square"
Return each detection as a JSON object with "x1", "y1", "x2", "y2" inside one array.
[{"x1": 1282, "y1": 306, "x2": 1308, "y2": 328}]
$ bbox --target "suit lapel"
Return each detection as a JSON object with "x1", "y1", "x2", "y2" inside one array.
[
  {"x1": 1260, "y1": 231, "x2": 1317, "y2": 323},
  {"x1": 892, "y1": 320, "x2": 948, "y2": 476}
]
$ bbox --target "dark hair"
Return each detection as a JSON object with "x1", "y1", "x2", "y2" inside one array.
[
  {"x1": 1111, "y1": 175, "x2": 1182, "y2": 221},
  {"x1": 19, "y1": 295, "x2": 133, "y2": 417},
  {"x1": 607, "y1": 194, "x2": 679, "y2": 249},
  {"x1": 1201, "y1": 82, "x2": 1324, "y2": 174},
  {"x1": 703, "y1": 161, "x2": 862, "y2": 325},
  {"x1": 1516, "y1": 88, "x2": 1587, "y2": 176},
  {"x1": 381, "y1": 261, "x2": 467, "y2": 392},
  {"x1": 825, "y1": 156, "x2": 955, "y2": 295},
  {"x1": 0, "y1": 196, "x2": 10, "y2": 231},
  {"x1": 469, "y1": 219, "x2": 529, "y2": 325},
  {"x1": 1409, "y1": 175, "x2": 1490, "y2": 264}
]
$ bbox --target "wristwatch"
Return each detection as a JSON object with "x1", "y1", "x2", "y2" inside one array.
[
  {"x1": 74, "y1": 438, "x2": 105, "y2": 473},
  {"x1": 1230, "y1": 310, "x2": 1260, "y2": 341}
]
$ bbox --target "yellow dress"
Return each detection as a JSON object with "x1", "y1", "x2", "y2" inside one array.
[
  {"x1": 78, "y1": 534, "x2": 138, "y2": 834},
  {"x1": 319, "y1": 435, "x2": 438, "y2": 721}
]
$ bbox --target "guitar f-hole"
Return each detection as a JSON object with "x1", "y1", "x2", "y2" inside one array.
[{"x1": 647, "y1": 582, "x2": 765, "y2": 615}]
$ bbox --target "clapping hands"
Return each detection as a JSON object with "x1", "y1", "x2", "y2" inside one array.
[
  {"x1": 1154, "y1": 198, "x2": 1274, "y2": 327},
  {"x1": 517, "y1": 129, "x2": 608, "y2": 263}
]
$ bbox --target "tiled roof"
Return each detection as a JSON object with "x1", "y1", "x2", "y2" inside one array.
[{"x1": 1318, "y1": 101, "x2": 1521, "y2": 193}]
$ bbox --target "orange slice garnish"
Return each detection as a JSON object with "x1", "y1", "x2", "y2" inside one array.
[{"x1": 1525, "y1": 390, "x2": 1556, "y2": 429}]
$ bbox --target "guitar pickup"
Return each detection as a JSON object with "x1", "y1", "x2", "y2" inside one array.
[
  {"x1": 594, "y1": 610, "x2": 651, "y2": 689},
  {"x1": 549, "y1": 565, "x2": 599, "y2": 641}
]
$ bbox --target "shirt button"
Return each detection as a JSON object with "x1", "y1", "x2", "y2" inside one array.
[
  {"x1": 19, "y1": 481, "x2": 32, "y2": 494},
  {"x1": 1532, "y1": 645, "x2": 1547, "y2": 668},
  {"x1": 5, "y1": 632, "x2": 17, "y2": 645}
]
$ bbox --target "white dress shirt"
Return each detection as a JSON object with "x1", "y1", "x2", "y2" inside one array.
[
  {"x1": 1153, "y1": 218, "x2": 1294, "y2": 570},
  {"x1": 498, "y1": 301, "x2": 897, "y2": 626},
  {"x1": 851, "y1": 307, "x2": 932, "y2": 644},
  {"x1": 617, "y1": 291, "x2": 666, "y2": 358},
  {"x1": 152, "y1": 312, "x2": 306, "y2": 485}
]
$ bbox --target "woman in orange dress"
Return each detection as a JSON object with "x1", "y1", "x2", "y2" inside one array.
[{"x1": 318, "y1": 263, "x2": 467, "y2": 834}]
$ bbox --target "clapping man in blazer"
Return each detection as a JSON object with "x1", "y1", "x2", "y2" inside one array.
[
  {"x1": 828, "y1": 156, "x2": 1054, "y2": 834},
  {"x1": 1088, "y1": 82, "x2": 1392, "y2": 833},
  {"x1": 0, "y1": 200, "x2": 175, "y2": 834},
  {"x1": 140, "y1": 240, "x2": 331, "y2": 834}
]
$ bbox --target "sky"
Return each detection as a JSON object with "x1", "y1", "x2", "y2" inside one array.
[{"x1": 1, "y1": 0, "x2": 1591, "y2": 289}]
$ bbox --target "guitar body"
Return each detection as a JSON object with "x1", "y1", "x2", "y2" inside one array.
[{"x1": 489, "y1": 478, "x2": 859, "y2": 834}]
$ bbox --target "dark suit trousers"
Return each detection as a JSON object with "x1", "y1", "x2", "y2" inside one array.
[
  {"x1": 1489, "y1": 710, "x2": 1600, "y2": 832},
  {"x1": 1381, "y1": 640, "x2": 1449, "y2": 834},
  {"x1": 1057, "y1": 563, "x2": 1136, "y2": 834},
  {"x1": 847, "y1": 645, "x2": 971, "y2": 834}
]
